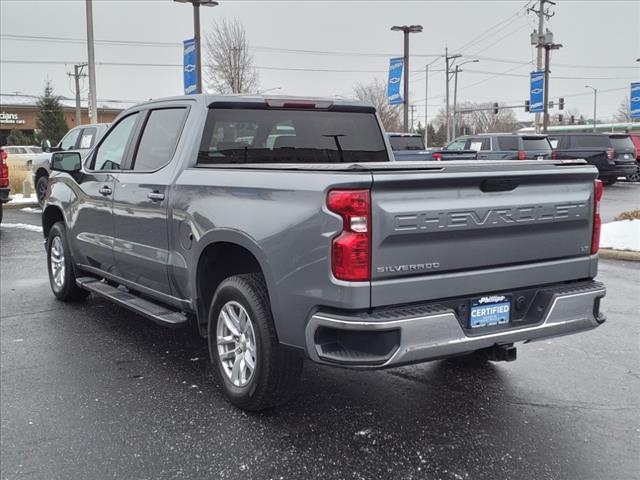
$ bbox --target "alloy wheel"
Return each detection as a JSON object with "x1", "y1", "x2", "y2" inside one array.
[{"x1": 216, "y1": 301, "x2": 257, "y2": 387}]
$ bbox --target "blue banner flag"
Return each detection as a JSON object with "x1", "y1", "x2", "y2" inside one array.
[
  {"x1": 183, "y1": 38, "x2": 197, "y2": 95},
  {"x1": 631, "y1": 82, "x2": 640, "y2": 119},
  {"x1": 388, "y1": 57, "x2": 404, "y2": 105},
  {"x1": 529, "y1": 71, "x2": 544, "y2": 113}
]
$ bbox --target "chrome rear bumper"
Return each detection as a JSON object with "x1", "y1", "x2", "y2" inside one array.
[{"x1": 305, "y1": 281, "x2": 606, "y2": 368}]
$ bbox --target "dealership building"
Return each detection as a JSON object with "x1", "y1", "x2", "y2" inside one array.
[{"x1": 0, "y1": 93, "x2": 137, "y2": 145}]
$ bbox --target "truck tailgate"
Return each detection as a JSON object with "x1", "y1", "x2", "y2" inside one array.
[{"x1": 370, "y1": 162, "x2": 598, "y2": 306}]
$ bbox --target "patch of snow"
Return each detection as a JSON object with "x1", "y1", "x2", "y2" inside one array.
[
  {"x1": 600, "y1": 220, "x2": 640, "y2": 252},
  {"x1": 0, "y1": 223, "x2": 43, "y2": 233},
  {"x1": 20, "y1": 207, "x2": 41, "y2": 213},
  {"x1": 8, "y1": 193, "x2": 38, "y2": 205}
]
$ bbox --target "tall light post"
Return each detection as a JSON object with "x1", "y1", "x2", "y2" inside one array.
[
  {"x1": 391, "y1": 24, "x2": 423, "y2": 132},
  {"x1": 85, "y1": 0, "x2": 98, "y2": 124},
  {"x1": 542, "y1": 42, "x2": 562, "y2": 133},
  {"x1": 175, "y1": 0, "x2": 219, "y2": 94},
  {"x1": 452, "y1": 59, "x2": 479, "y2": 139},
  {"x1": 585, "y1": 85, "x2": 597, "y2": 132}
]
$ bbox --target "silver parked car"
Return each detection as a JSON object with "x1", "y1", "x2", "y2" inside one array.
[{"x1": 31, "y1": 123, "x2": 109, "y2": 206}]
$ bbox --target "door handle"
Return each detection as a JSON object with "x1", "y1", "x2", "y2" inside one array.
[
  {"x1": 98, "y1": 185, "x2": 112, "y2": 196},
  {"x1": 147, "y1": 191, "x2": 165, "y2": 202}
]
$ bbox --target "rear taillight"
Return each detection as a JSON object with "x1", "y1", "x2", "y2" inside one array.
[
  {"x1": 0, "y1": 151, "x2": 8, "y2": 188},
  {"x1": 518, "y1": 150, "x2": 526, "y2": 160},
  {"x1": 591, "y1": 179, "x2": 603, "y2": 254},
  {"x1": 432, "y1": 152, "x2": 442, "y2": 161},
  {"x1": 551, "y1": 150, "x2": 557, "y2": 160},
  {"x1": 606, "y1": 148, "x2": 615, "y2": 160},
  {"x1": 327, "y1": 189, "x2": 371, "y2": 281}
]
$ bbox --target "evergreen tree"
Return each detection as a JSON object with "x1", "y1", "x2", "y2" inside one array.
[
  {"x1": 6, "y1": 129, "x2": 31, "y2": 146},
  {"x1": 426, "y1": 123, "x2": 437, "y2": 147},
  {"x1": 36, "y1": 81, "x2": 68, "y2": 145}
]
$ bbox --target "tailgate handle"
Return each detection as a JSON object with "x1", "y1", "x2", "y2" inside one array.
[{"x1": 480, "y1": 178, "x2": 519, "y2": 192}]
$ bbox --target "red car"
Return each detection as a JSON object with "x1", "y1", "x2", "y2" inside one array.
[
  {"x1": 0, "y1": 145, "x2": 10, "y2": 223},
  {"x1": 627, "y1": 133, "x2": 640, "y2": 182}
]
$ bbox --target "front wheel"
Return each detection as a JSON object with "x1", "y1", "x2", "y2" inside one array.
[
  {"x1": 47, "y1": 222, "x2": 90, "y2": 301},
  {"x1": 36, "y1": 175, "x2": 48, "y2": 207},
  {"x1": 208, "y1": 274, "x2": 303, "y2": 411}
]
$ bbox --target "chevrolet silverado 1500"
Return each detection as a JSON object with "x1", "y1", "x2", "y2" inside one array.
[{"x1": 42, "y1": 94, "x2": 606, "y2": 411}]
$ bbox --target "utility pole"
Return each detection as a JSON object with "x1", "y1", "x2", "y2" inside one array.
[
  {"x1": 410, "y1": 104, "x2": 415, "y2": 132},
  {"x1": 452, "y1": 59, "x2": 479, "y2": 139},
  {"x1": 85, "y1": 0, "x2": 98, "y2": 124},
  {"x1": 68, "y1": 64, "x2": 87, "y2": 126},
  {"x1": 585, "y1": 85, "x2": 597, "y2": 131},
  {"x1": 445, "y1": 49, "x2": 461, "y2": 142},
  {"x1": 529, "y1": 0, "x2": 555, "y2": 133},
  {"x1": 424, "y1": 64, "x2": 429, "y2": 146},
  {"x1": 391, "y1": 25, "x2": 423, "y2": 133}
]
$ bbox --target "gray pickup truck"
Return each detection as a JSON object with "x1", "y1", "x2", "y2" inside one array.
[{"x1": 42, "y1": 94, "x2": 606, "y2": 411}]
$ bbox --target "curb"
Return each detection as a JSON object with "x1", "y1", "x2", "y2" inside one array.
[
  {"x1": 4, "y1": 202, "x2": 40, "y2": 210},
  {"x1": 599, "y1": 249, "x2": 640, "y2": 262}
]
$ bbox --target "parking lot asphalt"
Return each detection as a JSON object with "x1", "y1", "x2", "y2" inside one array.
[{"x1": 1, "y1": 184, "x2": 639, "y2": 480}]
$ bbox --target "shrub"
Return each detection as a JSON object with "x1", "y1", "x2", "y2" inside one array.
[
  {"x1": 8, "y1": 169, "x2": 33, "y2": 195},
  {"x1": 614, "y1": 209, "x2": 640, "y2": 221}
]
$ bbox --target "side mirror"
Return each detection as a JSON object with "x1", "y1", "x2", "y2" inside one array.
[
  {"x1": 51, "y1": 151, "x2": 82, "y2": 173},
  {"x1": 41, "y1": 139, "x2": 52, "y2": 153}
]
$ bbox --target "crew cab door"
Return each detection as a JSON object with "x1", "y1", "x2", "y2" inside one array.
[
  {"x1": 71, "y1": 113, "x2": 140, "y2": 274},
  {"x1": 112, "y1": 106, "x2": 189, "y2": 295}
]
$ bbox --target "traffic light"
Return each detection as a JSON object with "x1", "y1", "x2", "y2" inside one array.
[
  {"x1": 558, "y1": 114, "x2": 564, "y2": 123},
  {"x1": 493, "y1": 102, "x2": 499, "y2": 114},
  {"x1": 548, "y1": 100, "x2": 554, "y2": 109},
  {"x1": 559, "y1": 97, "x2": 565, "y2": 110},
  {"x1": 524, "y1": 100, "x2": 530, "y2": 112},
  {"x1": 570, "y1": 115, "x2": 575, "y2": 124}
]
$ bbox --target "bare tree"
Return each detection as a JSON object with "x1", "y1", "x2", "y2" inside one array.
[
  {"x1": 434, "y1": 102, "x2": 517, "y2": 134},
  {"x1": 353, "y1": 78, "x2": 402, "y2": 132},
  {"x1": 614, "y1": 96, "x2": 631, "y2": 122},
  {"x1": 204, "y1": 19, "x2": 259, "y2": 94}
]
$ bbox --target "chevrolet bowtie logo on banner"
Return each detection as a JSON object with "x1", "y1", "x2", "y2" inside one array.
[
  {"x1": 631, "y1": 82, "x2": 640, "y2": 119},
  {"x1": 529, "y1": 71, "x2": 545, "y2": 113},
  {"x1": 388, "y1": 57, "x2": 404, "y2": 105},
  {"x1": 183, "y1": 38, "x2": 197, "y2": 95}
]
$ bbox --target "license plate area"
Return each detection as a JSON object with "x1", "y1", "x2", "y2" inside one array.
[{"x1": 469, "y1": 295, "x2": 512, "y2": 329}]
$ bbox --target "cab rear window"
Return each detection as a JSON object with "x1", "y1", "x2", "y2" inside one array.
[
  {"x1": 522, "y1": 137, "x2": 551, "y2": 151},
  {"x1": 198, "y1": 108, "x2": 388, "y2": 164}
]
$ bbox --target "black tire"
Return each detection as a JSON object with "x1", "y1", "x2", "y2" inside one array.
[
  {"x1": 207, "y1": 273, "x2": 303, "y2": 411},
  {"x1": 47, "y1": 222, "x2": 90, "y2": 301},
  {"x1": 601, "y1": 176, "x2": 617, "y2": 186},
  {"x1": 36, "y1": 174, "x2": 48, "y2": 207},
  {"x1": 627, "y1": 165, "x2": 640, "y2": 183}
]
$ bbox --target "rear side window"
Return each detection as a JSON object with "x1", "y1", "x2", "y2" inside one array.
[
  {"x1": 497, "y1": 136, "x2": 518, "y2": 151},
  {"x1": 465, "y1": 137, "x2": 490, "y2": 151},
  {"x1": 446, "y1": 138, "x2": 467, "y2": 150},
  {"x1": 79, "y1": 127, "x2": 97, "y2": 149},
  {"x1": 133, "y1": 108, "x2": 187, "y2": 171},
  {"x1": 388, "y1": 136, "x2": 425, "y2": 151},
  {"x1": 571, "y1": 135, "x2": 610, "y2": 148},
  {"x1": 609, "y1": 136, "x2": 634, "y2": 151},
  {"x1": 522, "y1": 137, "x2": 551, "y2": 151},
  {"x1": 198, "y1": 108, "x2": 388, "y2": 164}
]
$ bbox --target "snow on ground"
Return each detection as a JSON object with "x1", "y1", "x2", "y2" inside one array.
[
  {"x1": 600, "y1": 220, "x2": 640, "y2": 252},
  {"x1": 0, "y1": 223, "x2": 43, "y2": 233},
  {"x1": 8, "y1": 193, "x2": 38, "y2": 205},
  {"x1": 20, "y1": 207, "x2": 41, "y2": 214}
]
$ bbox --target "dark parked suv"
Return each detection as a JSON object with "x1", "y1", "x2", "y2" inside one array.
[
  {"x1": 549, "y1": 133, "x2": 636, "y2": 186},
  {"x1": 445, "y1": 133, "x2": 553, "y2": 160}
]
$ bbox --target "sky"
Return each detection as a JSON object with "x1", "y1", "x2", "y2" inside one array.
[{"x1": 1, "y1": 0, "x2": 639, "y2": 125}]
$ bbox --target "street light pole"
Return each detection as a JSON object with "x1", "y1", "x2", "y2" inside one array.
[
  {"x1": 424, "y1": 63, "x2": 428, "y2": 146},
  {"x1": 452, "y1": 59, "x2": 479, "y2": 139},
  {"x1": 175, "y1": 0, "x2": 219, "y2": 94},
  {"x1": 542, "y1": 42, "x2": 562, "y2": 133},
  {"x1": 391, "y1": 25, "x2": 423, "y2": 133},
  {"x1": 85, "y1": 0, "x2": 98, "y2": 124},
  {"x1": 585, "y1": 85, "x2": 597, "y2": 132}
]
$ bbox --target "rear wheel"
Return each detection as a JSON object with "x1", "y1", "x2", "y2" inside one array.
[
  {"x1": 208, "y1": 273, "x2": 303, "y2": 411},
  {"x1": 47, "y1": 222, "x2": 90, "y2": 301},
  {"x1": 36, "y1": 174, "x2": 48, "y2": 207},
  {"x1": 627, "y1": 165, "x2": 640, "y2": 183},
  {"x1": 601, "y1": 176, "x2": 617, "y2": 186}
]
